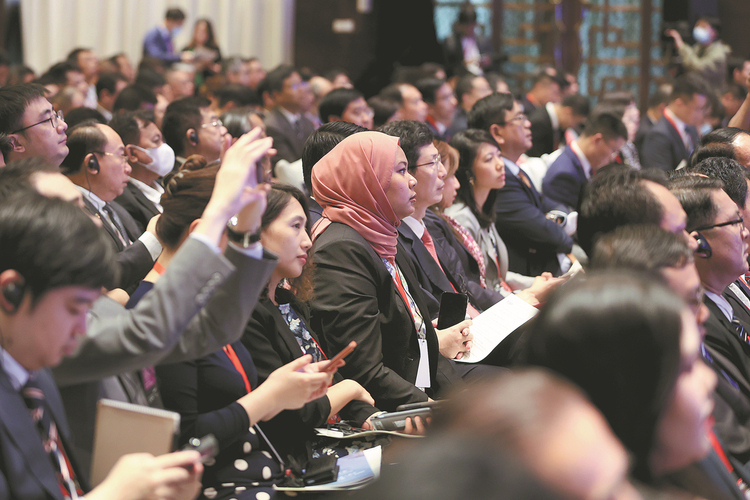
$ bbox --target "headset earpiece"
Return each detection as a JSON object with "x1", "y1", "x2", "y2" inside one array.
[
  {"x1": 694, "y1": 232, "x2": 712, "y2": 259},
  {"x1": 1, "y1": 281, "x2": 25, "y2": 313},
  {"x1": 188, "y1": 130, "x2": 199, "y2": 146},
  {"x1": 88, "y1": 155, "x2": 100, "y2": 173}
]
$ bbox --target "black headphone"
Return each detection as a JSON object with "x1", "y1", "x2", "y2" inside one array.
[
  {"x1": 188, "y1": 130, "x2": 199, "y2": 146},
  {"x1": 88, "y1": 154, "x2": 100, "y2": 173},
  {"x1": 1, "y1": 280, "x2": 25, "y2": 312},
  {"x1": 694, "y1": 232, "x2": 712, "y2": 259}
]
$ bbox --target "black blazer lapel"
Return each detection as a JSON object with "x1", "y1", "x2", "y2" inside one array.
[
  {"x1": 398, "y1": 224, "x2": 454, "y2": 296},
  {"x1": 83, "y1": 197, "x2": 125, "y2": 251}
]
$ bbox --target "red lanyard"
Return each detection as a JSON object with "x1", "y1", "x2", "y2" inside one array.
[
  {"x1": 389, "y1": 263, "x2": 415, "y2": 323},
  {"x1": 223, "y1": 344, "x2": 252, "y2": 393},
  {"x1": 153, "y1": 261, "x2": 166, "y2": 276}
]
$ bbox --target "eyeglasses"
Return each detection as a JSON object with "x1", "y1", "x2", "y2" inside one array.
[
  {"x1": 201, "y1": 119, "x2": 224, "y2": 129},
  {"x1": 11, "y1": 110, "x2": 65, "y2": 134},
  {"x1": 93, "y1": 150, "x2": 129, "y2": 163},
  {"x1": 415, "y1": 155, "x2": 443, "y2": 170},
  {"x1": 504, "y1": 113, "x2": 527, "y2": 125},
  {"x1": 691, "y1": 216, "x2": 745, "y2": 232}
]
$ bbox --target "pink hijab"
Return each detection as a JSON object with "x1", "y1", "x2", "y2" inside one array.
[{"x1": 311, "y1": 131, "x2": 402, "y2": 261}]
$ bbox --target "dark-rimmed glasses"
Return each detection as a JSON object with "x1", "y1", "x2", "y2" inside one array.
[
  {"x1": 691, "y1": 216, "x2": 744, "y2": 232},
  {"x1": 11, "y1": 110, "x2": 64, "y2": 134}
]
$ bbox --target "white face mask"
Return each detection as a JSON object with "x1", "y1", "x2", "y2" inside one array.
[
  {"x1": 171, "y1": 26, "x2": 183, "y2": 37},
  {"x1": 132, "y1": 143, "x2": 175, "y2": 177},
  {"x1": 692, "y1": 26, "x2": 712, "y2": 45}
]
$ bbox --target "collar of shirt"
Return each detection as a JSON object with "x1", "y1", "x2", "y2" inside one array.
[
  {"x1": 279, "y1": 106, "x2": 301, "y2": 125},
  {"x1": 545, "y1": 101, "x2": 560, "y2": 130},
  {"x1": 664, "y1": 107, "x2": 690, "y2": 146},
  {"x1": 402, "y1": 216, "x2": 425, "y2": 239},
  {"x1": 503, "y1": 157, "x2": 521, "y2": 176},
  {"x1": 706, "y1": 290, "x2": 734, "y2": 322},
  {"x1": 570, "y1": 140, "x2": 592, "y2": 179},
  {"x1": 76, "y1": 185, "x2": 106, "y2": 212},
  {"x1": 0, "y1": 348, "x2": 30, "y2": 391},
  {"x1": 128, "y1": 177, "x2": 165, "y2": 212}
]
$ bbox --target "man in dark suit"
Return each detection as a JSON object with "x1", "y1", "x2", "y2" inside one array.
[
  {"x1": 417, "y1": 78, "x2": 457, "y2": 141},
  {"x1": 469, "y1": 92, "x2": 573, "y2": 277},
  {"x1": 520, "y1": 67, "x2": 562, "y2": 116},
  {"x1": 543, "y1": 112, "x2": 627, "y2": 211},
  {"x1": 634, "y1": 85, "x2": 671, "y2": 155},
  {"x1": 262, "y1": 65, "x2": 316, "y2": 169},
  {"x1": 62, "y1": 122, "x2": 159, "y2": 291},
  {"x1": 110, "y1": 111, "x2": 173, "y2": 232},
  {"x1": 446, "y1": 74, "x2": 491, "y2": 138},
  {"x1": 527, "y1": 93, "x2": 589, "y2": 158},
  {"x1": 0, "y1": 193, "x2": 202, "y2": 499},
  {"x1": 641, "y1": 75, "x2": 709, "y2": 171},
  {"x1": 142, "y1": 7, "x2": 188, "y2": 65}
]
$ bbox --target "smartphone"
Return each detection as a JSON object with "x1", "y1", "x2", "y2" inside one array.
[
  {"x1": 323, "y1": 341, "x2": 357, "y2": 373},
  {"x1": 256, "y1": 159, "x2": 272, "y2": 185},
  {"x1": 369, "y1": 407, "x2": 432, "y2": 431},
  {"x1": 181, "y1": 434, "x2": 219, "y2": 471},
  {"x1": 437, "y1": 292, "x2": 468, "y2": 330}
]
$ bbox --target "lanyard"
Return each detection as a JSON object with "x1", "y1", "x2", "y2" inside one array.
[{"x1": 223, "y1": 344, "x2": 252, "y2": 393}]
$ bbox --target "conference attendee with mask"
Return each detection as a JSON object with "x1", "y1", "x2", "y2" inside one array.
[
  {"x1": 666, "y1": 17, "x2": 731, "y2": 89},
  {"x1": 110, "y1": 110, "x2": 175, "y2": 232}
]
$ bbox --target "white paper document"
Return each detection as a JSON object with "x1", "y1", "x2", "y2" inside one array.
[{"x1": 455, "y1": 293, "x2": 538, "y2": 363}]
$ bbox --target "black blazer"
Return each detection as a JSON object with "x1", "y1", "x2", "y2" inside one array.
[
  {"x1": 703, "y1": 296, "x2": 750, "y2": 400},
  {"x1": 265, "y1": 107, "x2": 315, "y2": 167},
  {"x1": 424, "y1": 210, "x2": 503, "y2": 311},
  {"x1": 542, "y1": 145, "x2": 586, "y2": 211},
  {"x1": 307, "y1": 196, "x2": 323, "y2": 226},
  {"x1": 114, "y1": 182, "x2": 161, "y2": 234},
  {"x1": 309, "y1": 222, "x2": 460, "y2": 411},
  {"x1": 83, "y1": 197, "x2": 154, "y2": 291},
  {"x1": 527, "y1": 105, "x2": 557, "y2": 158},
  {"x1": 640, "y1": 116, "x2": 698, "y2": 171},
  {"x1": 0, "y1": 368, "x2": 88, "y2": 499},
  {"x1": 494, "y1": 162, "x2": 573, "y2": 277},
  {"x1": 241, "y1": 292, "x2": 377, "y2": 458}
]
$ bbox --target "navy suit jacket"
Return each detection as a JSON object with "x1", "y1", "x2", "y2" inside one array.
[
  {"x1": 0, "y1": 368, "x2": 87, "y2": 499},
  {"x1": 542, "y1": 145, "x2": 587, "y2": 211},
  {"x1": 527, "y1": 105, "x2": 558, "y2": 158},
  {"x1": 114, "y1": 182, "x2": 161, "y2": 234},
  {"x1": 640, "y1": 116, "x2": 698, "y2": 171},
  {"x1": 494, "y1": 161, "x2": 573, "y2": 277}
]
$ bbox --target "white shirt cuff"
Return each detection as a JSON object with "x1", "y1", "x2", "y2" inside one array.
[
  {"x1": 138, "y1": 232, "x2": 163, "y2": 261},
  {"x1": 188, "y1": 233, "x2": 263, "y2": 259}
]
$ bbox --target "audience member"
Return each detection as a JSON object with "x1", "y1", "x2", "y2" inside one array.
[
  {"x1": 95, "y1": 72, "x2": 128, "y2": 121},
  {"x1": 666, "y1": 17, "x2": 730, "y2": 89},
  {"x1": 696, "y1": 127, "x2": 750, "y2": 168},
  {"x1": 527, "y1": 93, "x2": 590, "y2": 158},
  {"x1": 417, "y1": 78, "x2": 457, "y2": 140},
  {"x1": 164, "y1": 66, "x2": 196, "y2": 101},
  {"x1": 446, "y1": 73, "x2": 491, "y2": 136},
  {"x1": 142, "y1": 7, "x2": 192, "y2": 65},
  {"x1": 641, "y1": 74, "x2": 709, "y2": 171},
  {"x1": 635, "y1": 84, "x2": 672, "y2": 154},
  {"x1": 521, "y1": 67, "x2": 562, "y2": 114},
  {"x1": 183, "y1": 18, "x2": 222, "y2": 82},
  {"x1": 368, "y1": 94, "x2": 399, "y2": 128},
  {"x1": 162, "y1": 95, "x2": 228, "y2": 167},
  {"x1": 262, "y1": 65, "x2": 315, "y2": 167},
  {"x1": 67, "y1": 47, "x2": 99, "y2": 108},
  {"x1": 468, "y1": 92, "x2": 574, "y2": 276},
  {"x1": 542, "y1": 112, "x2": 627, "y2": 211},
  {"x1": 380, "y1": 82, "x2": 428, "y2": 123},
  {"x1": 318, "y1": 87, "x2": 373, "y2": 129}
]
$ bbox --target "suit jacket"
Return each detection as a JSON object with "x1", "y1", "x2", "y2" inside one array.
[
  {"x1": 703, "y1": 295, "x2": 750, "y2": 401},
  {"x1": 265, "y1": 107, "x2": 315, "y2": 167},
  {"x1": 0, "y1": 368, "x2": 87, "y2": 500},
  {"x1": 634, "y1": 114, "x2": 656, "y2": 158},
  {"x1": 446, "y1": 107, "x2": 468, "y2": 138},
  {"x1": 494, "y1": 160, "x2": 573, "y2": 277},
  {"x1": 398, "y1": 221, "x2": 462, "y2": 320},
  {"x1": 640, "y1": 116, "x2": 698, "y2": 171},
  {"x1": 83, "y1": 197, "x2": 154, "y2": 292},
  {"x1": 241, "y1": 291, "x2": 377, "y2": 459},
  {"x1": 307, "y1": 196, "x2": 323, "y2": 226},
  {"x1": 528, "y1": 105, "x2": 558, "y2": 158},
  {"x1": 53, "y1": 238, "x2": 277, "y2": 473},
  {"x1": 542, "y1": 145, "x2": 587, "y2": 211},
  {"x1": 424, "y1": 210, "x2": 503, "y2": 311},
  {"x1": 309, "y1": 222, "x2": 461, "y2": 411},
  {"x1": 142, "y1": 25, "x2": 180, "y2": 63},
  {"x1": 114, "y1": 182, "x2": 161, "y2": 234}
]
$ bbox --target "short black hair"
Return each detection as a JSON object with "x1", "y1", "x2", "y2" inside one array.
[
  {"x1": 96, "y1": 72, "x2": 128, "y2": 100},
  {"x1": 165, "y1": 8, "x2": 185, "y2": 21},
  {"x1": 66, "y1": 48, "x2": 92, "y2": 68},
  {"x1": 561, "y1": 94, "x2": 590, "y2": 117},
  {"x1": 112, "y1": 84, "x2": 157, "y2": 113},
  {"x1": 109, "y1": 111, "x2": 143, "y2": 147},
  {"x1": 38, "y1": 62, "x2": 82, "y2": 87},
  {"x1": 0, "y1": 191, "x2": 118, "y2": 304},
  {"x1": 648, "y1": 86, "x2": 672, "y2": 109},
  {"x1": 162, "y1": 96, "x2": 211, "y2": 156},
  {"x1": 700, "y1": 126, "x2": 748, "y2": 147},
  {"x1": 689, "y1": 142, "x2": 737, "y2": 168},
  {"x1": 578, "y1": 165, "x2": 666, "y2": 256},
  {"x1": 380, "y1": 120, "x2": 434, "y2": 169},
  {"x1": 216, "y1": 84, "x2": 258, "y2": 108},
  {"x1": 220, "y1": 107, "x2": 256, "y2": 140},
  {"x1": 60, "y1": 122, "x2": 107, "y2": 175},
  {"x1": 0, "y1": 83, "x2": 48, "y2": 134},
  {"x1": 590, "y1": 224, "x2": 693, "y2": 273},
  {"x1": 302, "y1": 121, "x2": 367, "y2": 194},
  {"x1": 368, "y1": 95, "x2": 400, "y2": 129},
  {"x1": 318, "y1": 88, "x2": 364, "y2": 123},
  {"x1": 0, "y1": 133, "x2": 11, "y2": 163},
  {"x1": 454, "y1": 74, "x2": 482, "y2": 102},
  {"x1": 668, "y1": 175, "x2": 724, "y2": 231},
  {"x1": 415, "y1": 78, "x2": 446, "y2": 105},
  {"x1": 687, "y1": 156, "x2": 748, "y2": 209},
  {"x1": 670, "y1": 74, "x2": 710, "y2": 103},
  {"x1": 64, "y1": 107, "x2": 107, "y2": 128},
  {"x1": 379, "y1": 84, "x2": 405, "y2": 106},
  {"x1": 134, "y1": 69, "x2": 166, "y2": 91},
  {"x1": 467, "y1": 92, "x2": 515, "y2": 131},
  {"x1": 261, "y1": 64, "x2": 296, "y2": 95},
  {"x1": 581, "y1": 112, "x2": 627, "y2": 141},
  {"x1": 0, "y1": 157, "x2": 57, "y2": 202}
]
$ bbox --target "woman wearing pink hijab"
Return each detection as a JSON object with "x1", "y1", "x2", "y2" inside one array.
[{"x1": 308, "y1": 131, "x2": 466, "y2": 412}]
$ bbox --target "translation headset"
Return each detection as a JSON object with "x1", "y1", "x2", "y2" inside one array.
[
  {"x1": 1, "y1": 280, "x2": 25, "y2": 312},
  {"x1": 694, "y1": 232, "x2": 712, "y2": 259},
  {"x1": 88, "y1": 154, "x2": 100, "y2": 173},
  {"x1": 189, "y1": 130, "x2": 199, "y2": 146}
]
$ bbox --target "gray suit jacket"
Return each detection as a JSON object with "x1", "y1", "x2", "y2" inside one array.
[
  {"x1": 52, "y1": 237, "x2": 277, "y2": 473},
  {"x1": 265, "y1": 106, "x2": 315, "y2": 167}
]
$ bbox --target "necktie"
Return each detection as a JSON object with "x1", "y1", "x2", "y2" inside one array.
[
  {"x1": 102, "y1": 203, "x2": 131, "y2": 246},
  {"x1": 516, "y1": 168, "x2": 532, "y2": 190},
  {"x1": 732, "y1": 314, "x2": 749, "y2": 346},
  {"x1": 22, "y1": 378, "x2": 82, "y2": 499},
  {"x1": 421, "y1": 230, "x2": 480, "y2": 318}
]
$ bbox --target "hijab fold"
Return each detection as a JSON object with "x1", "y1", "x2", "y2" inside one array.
[{"x1": 311, "y1": 132, "x2": 402, "y2": 261}]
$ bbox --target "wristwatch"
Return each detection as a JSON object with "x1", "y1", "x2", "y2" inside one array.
[{"x1": 226, "y1": 216, "x2": 261, "y2": 247}]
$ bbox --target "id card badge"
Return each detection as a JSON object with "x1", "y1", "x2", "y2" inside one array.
[{"x1": 415, "y1": 338, "x2": 431, "y2": 389}]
